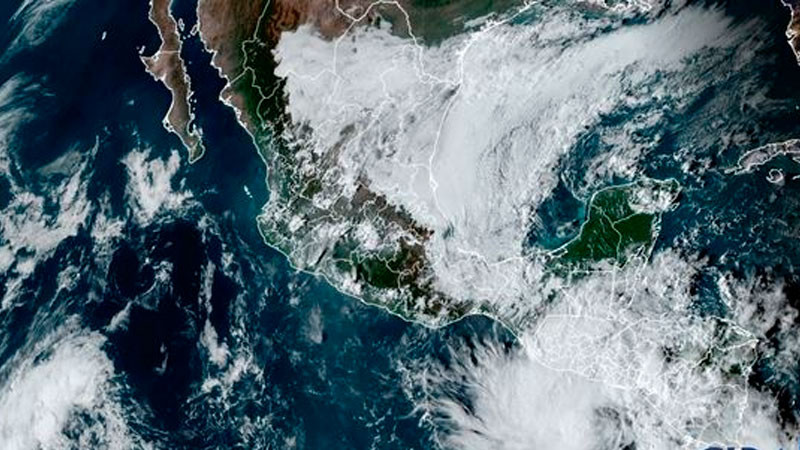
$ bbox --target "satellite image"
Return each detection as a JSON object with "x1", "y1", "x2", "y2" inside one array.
[{"x1": 3, "y1": 0, "x2": 800, "y2": 448}]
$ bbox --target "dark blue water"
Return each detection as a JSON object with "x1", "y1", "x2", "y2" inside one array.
[
  {"x1": 0, "y1": 0, "x2": 523, "y2": 448},
  {"x1": 521, "y1": 0, "x2": 800, "y2": 426},
  {"x1": 7, "y1": 0, "x2": 800, "y2": 447},
  {"x1": 530, "y1": 0, "x2": 800, "y2": 271}
]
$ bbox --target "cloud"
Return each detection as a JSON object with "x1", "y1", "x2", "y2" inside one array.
[
  {"x1": 122, "y1": 148, "x2": 192, "y2": 224},
  {"x1": 270, "y1": 4, "x2": 765, "y2": 315},
  {"x1": 3, "y1": 0, "x2": 77, "y2": 63},
  {"x1": 391, "y1": 249, "x2": 791, "y2": 449},
  {"x1": 0, "y1": 322, "x2": 140, "y2": 450}
]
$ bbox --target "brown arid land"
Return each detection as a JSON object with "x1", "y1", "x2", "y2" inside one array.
[
  {"x1": 142, "y1": 0, "x2": 205, "y2": 162},
  {"x1": 784, "y1": 0, "x2": 800, "y2": 63}
]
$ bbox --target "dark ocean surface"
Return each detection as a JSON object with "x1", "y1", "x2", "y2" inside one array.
[
  {"x1": 0, "y1": 0, "x2": 518, "y2": 447},
  {"x1": 4, "y1": 0, "x2": 800, "y2": 448}
]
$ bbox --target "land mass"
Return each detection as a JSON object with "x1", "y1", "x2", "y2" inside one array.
[
  {"x1": 190, "y1": 0, "x2": 681, "y2": 327},
  {"x1": 783, "y1": 0, "x2": 800, "y2": 63},
  {"x1": 195, "y1": 0, "x2": 475, "y2": 325},
  {"x1": 550, "y1": 178, "x2": 680, "y2": 271},
  {"x1": 142, "y1": 0, "x2": 205, "y2": 162}
]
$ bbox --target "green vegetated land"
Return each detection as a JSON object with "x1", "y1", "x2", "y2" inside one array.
[{"x1": 551, "y1": 178, "x2": 680, "y2": 269}]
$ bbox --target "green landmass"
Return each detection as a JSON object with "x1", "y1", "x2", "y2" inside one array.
[
  {"x1": 199, "y1": 0, "x2": 681, "y2": 325},
  {"x1": 550, "y1": 178, "x2": 680, "y2": 270}
]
